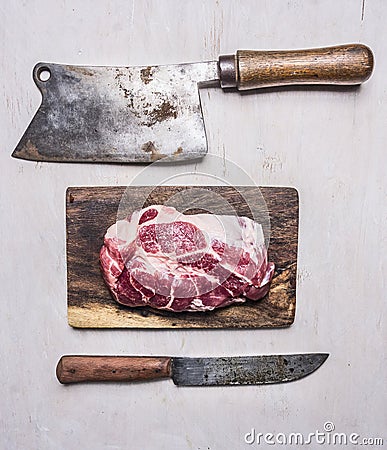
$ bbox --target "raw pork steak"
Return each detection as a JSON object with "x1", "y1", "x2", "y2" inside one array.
[{"x1": 100, "y1": 205, "x2": 274, "y2": 312}]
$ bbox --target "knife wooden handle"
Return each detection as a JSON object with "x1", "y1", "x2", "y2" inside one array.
[
  {"x1": 219, "y1": 44, "x2": 373, "y2": 89},
  {"x1": 56, "y1": 356, "x2": 172, "y2": 384}
]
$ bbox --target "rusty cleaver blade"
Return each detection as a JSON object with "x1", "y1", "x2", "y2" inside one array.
[
  {"x1": 13, "y1": 44, "x2": 373, "y2": 163},
  {"x1": 56, "y1": 353, "x2": 329, "y2": 385}
]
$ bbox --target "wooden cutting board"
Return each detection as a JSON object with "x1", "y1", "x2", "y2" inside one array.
[{"x1": 66, "y1": 186, "x2": 298, "y2": 328}]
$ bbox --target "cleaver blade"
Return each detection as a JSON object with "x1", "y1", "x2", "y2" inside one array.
[
  {"x1": 13, "y1": 44, "x2": 373, "y2": 163},
  {"x1": 13, "y1": 60, "x2": 219, "y2": 163},
  {"x1": 56, "y1": 353, "x2": 329, "y2": 386}
]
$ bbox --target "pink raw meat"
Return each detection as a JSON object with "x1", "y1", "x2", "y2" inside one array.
[{"x1": 100, "y1": 205, "x2": 275, "y2": 312}]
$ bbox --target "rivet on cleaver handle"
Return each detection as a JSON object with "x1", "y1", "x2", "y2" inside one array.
[
  {"x1": 56, "y1": 353, "x2": 329, "y2": 386},
  {"x1": 13, "y1": 44, "x2": 373, "y2": 164}
]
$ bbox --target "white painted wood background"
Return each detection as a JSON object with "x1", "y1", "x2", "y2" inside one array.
[{"x1": 1, "y1": 1, "x2": 386, "y2": 449}]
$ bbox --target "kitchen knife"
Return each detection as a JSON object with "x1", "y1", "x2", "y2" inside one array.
[
  {"x1": 56, "y1": 353, "x2": 329, "y2": 385},
  {"x1": 13, "y1": 44, "x2": 373, "y2": 163}
]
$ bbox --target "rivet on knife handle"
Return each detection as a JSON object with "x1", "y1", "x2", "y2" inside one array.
[
  {"x1": 56, "y1": 356, "x2": 172, "y2": 384},
  {"x1": 219, "y1": 44, "x2": 374, "y2": 89}
]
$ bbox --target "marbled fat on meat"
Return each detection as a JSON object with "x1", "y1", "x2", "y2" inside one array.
[{"x1": 100, "y1": 205, "x2": 275, "y2": 312}]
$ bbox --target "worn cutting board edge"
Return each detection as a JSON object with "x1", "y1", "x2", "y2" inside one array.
[{"x1": 66, "y1": 185, "x2": 299, "y2": 329}]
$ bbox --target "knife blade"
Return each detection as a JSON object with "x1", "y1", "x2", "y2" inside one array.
[
  {"x1": 56, "y1": 353, "x2": 329, "y2": 386},
  {"x1": 13, "y1": 44, "x2": 373, "y2": 163}
]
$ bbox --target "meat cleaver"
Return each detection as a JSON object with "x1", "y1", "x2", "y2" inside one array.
[
  {"x1": 13, "y1": 44, "x2": 373, "y2": 164},
  {"x1": 56, "y1": 353, "x2": 328, "y2": 386}
]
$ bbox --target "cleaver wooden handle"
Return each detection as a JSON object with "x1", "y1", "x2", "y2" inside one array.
[
  {"x1": 219, "y1": 44, "x2": 374, "y2": 89},
  {"x1": 56, "y1": 355, "x2": 172, "y2": 384}
]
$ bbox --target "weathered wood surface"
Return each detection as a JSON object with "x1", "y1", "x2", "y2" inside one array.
[
  {"x1": 66, "y1": 186, "x2": 298, "y2": 328},
  {"x1": 3, "y1": 2, "x2": 385, "y2": 448}
]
